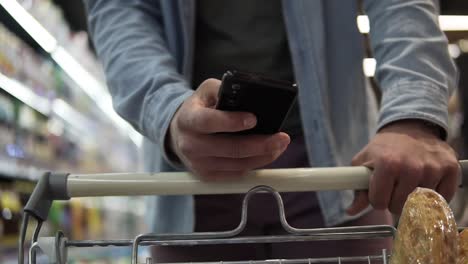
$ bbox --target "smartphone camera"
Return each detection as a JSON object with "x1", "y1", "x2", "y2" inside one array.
[{"x1": 226, "y1": 84, "x2": 241, "y2": 107}]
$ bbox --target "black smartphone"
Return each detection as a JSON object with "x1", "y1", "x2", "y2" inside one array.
[{"x1": 215, "y1": 70, "x2": 298, "y2": 134}]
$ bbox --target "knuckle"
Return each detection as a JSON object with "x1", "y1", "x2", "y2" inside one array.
[
  {"x1": 375, "y1": 156, "x2": 401, "y2": 178},
  {"x1": 410, "y1": 161, "x2": 425, "y2": 173},
  {"x1": 424, "y1": 161, "x2": 439, "y2": 174},
  {"x1": 407, "y1": 161, "x2": 424, "y2": 179},
  {"x1": 444, "y1": 160, "x2": 459, "y2": 175},
  {"x1": 381, "y1": 155, "x2": 402, "y2": 170}
]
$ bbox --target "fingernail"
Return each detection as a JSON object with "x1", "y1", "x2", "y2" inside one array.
[{"x1": 244, "y1": 116, "x2": 256, "y2": 128}]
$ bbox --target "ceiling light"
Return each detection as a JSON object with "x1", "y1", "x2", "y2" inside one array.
[
  {"x1": 363, "y1": 58, "x2": 376, "y2": 77},
  {"x1": 0, "y1": 0, "x2": 57, "y2": 52}
]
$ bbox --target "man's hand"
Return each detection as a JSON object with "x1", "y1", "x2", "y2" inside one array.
[
  {"x1": 167, "y1": 79, "x2": 291, "y2": 180},
  {"x1": 347, "y1": 120, "x2": 459, "y2": 215}
]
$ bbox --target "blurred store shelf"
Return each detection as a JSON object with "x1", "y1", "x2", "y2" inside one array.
[
  {"x1": 0, "y1": 0, "x2": 142, "y2": 147},
  {"x1": 0, "y1": 72, "x2": 50, "y2": 116},
  {"x1": 0, "y1": 72, "x2": 96, "y2": 143},
  {"x1": 0, "y1": 0, "x2": 141, "y2": 179},
  {"x1": 0, "y1": 157, "x2": 44, "y2": 181}
]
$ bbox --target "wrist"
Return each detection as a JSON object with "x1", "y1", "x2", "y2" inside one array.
[
  {"x1": 166, "y1": 119, "x2": 182, "y2": 162},
  {"x1": 379, "y1": 119, "x2": 444, "y2": 139}
]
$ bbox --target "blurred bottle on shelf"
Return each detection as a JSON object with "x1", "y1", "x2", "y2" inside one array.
[
  {"x1": 0, "y1": 1, "x2": 144, "y2": 261},
  {"x1": 0, "y1": 186, "x2": 22, "y2": 247},
  {"x1": 0, "y1": 94, "x2": 15, "y2": 163}
]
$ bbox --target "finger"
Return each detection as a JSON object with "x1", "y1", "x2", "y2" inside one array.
[
  {"x1": 420, "y1": 161, "x2": 442, "y2": 189},
  {"x1": 191, "y1": 150, "x2": 285, "y2": 172},
  {"x1": 388, "y1": 160, "x2": 423, "y2": 214},
  {"x1": 347, "y1": 191, "x2": 370, "y2": 216},
  {"x1": 436, "y1": 176, "x2": 458, "y2": 203},
  {"x1": 196, "y1": 78, "x2": 222, "y2": 106},
  {"x1": 436, "y1": 159, "x2": 459, "y2": 202},
  {"x1": 179, "y1": 132, "x2": 290, "y2": 158},
  {"x1": 348, "y1": 157, "x2": 372, "y2": 215},
  {"x1": 389, "y1": 178, "x2": 417, "y2": 215},
  {"x1": 181, "y1": 106, "x2": 257, "y2": 134},
  {"x1": 368, "y1": 157, "x2": 398, "y2": 210},
  {"x1": 351, "y1": 149, "x2": 368, "y2": 166}
]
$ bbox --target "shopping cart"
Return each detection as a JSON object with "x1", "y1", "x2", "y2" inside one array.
[{"x1": 19, "y1": 161, "x2": 468, "y2": 264}]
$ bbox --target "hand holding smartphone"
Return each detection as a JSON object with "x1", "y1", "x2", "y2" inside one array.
[
  {"x1": 216, "y1": 70, "x2": 298, "y2": 134},
  {"x1": 167, "y1": 78, "x2": 291, "y2": 180}
]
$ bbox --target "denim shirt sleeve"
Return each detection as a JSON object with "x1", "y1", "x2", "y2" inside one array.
[
  {"x1": 84, "y1": 0, "x2": 193, "y2": 166},
  {"x1": 363, "y1": 0, "x2": 458, "y2": 136}
]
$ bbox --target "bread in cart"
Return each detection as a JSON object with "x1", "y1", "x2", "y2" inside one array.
[
  {"x1": 391, "y1": 187, "x2": 458, "y2": 264},
  {"x1": 459, "y1": 229, "x2": 468, "y2": 264}
]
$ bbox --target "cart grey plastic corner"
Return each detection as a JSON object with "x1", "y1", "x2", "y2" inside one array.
[{"x1": 19, "y1": 161, "x2": 468, "y2": 263}]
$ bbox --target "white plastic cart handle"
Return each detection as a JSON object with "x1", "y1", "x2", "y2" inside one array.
[
  {"x1": 67, "y1": 167, "x2": 372, "y2": 197},
  {"x1": 24, "y1": 161, "x2": 468, "y2": 221}
]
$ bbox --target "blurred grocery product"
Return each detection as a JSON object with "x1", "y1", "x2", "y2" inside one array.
[{"x1": 0, "y1": 1, "x2": 145, "y2": 262}]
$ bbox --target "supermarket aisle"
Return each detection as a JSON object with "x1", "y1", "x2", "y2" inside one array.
[
  {"x1": 0, "y1": 0, "x2": 146, "y2": 262},
  {"x1": 1, "y1": 0, "x2": 468, "y2": 263}
]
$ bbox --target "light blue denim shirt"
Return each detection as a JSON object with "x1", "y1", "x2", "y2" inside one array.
[{"x1": 85, "y1": 0, "x2": 457, "y2": 233}]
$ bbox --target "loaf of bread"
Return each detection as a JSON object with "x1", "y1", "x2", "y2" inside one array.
[
  {"x1": 391, "y1": 187, "x2": 458, "y2": 264},
  {"x1": 459, "y1": 229, "x2": 468, "y2": 264}
]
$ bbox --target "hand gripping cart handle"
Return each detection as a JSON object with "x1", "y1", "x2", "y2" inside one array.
[{"x1": 20, "y1": 161, "x2": 468, "y2": 264}]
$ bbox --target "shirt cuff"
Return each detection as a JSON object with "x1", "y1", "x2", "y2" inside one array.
[
  {"x1": 377, "y1": 80, "x2": 449, "y2": 139},
  {"x1": 144, "y1": 85, "x2": 194, "y2": 170}
]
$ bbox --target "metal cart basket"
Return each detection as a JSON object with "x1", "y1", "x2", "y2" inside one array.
[{"x1": 19, "y1": 161, "x2": 468, "y2": 263}]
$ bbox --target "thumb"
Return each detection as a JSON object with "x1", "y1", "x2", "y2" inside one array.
[
  {"x1": 348, "y1": 153, "x2": 373, "y2": 215},
  {"x1": 351, "y1": 149, "x2": 368, "y2": 166},
  {"x1": 346, "y1": 190, "x2": 370, "y2": 216},
  {"x1": 196, "y1": 78, "x2": 222, "y2": 107}
]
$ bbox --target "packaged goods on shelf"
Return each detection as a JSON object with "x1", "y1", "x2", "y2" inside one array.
[
  {"x1": 0, "y1": 1, "x2": 145, "y2": 262},
  {"x1": 20, "y1": 0, "x2": 106, "y2": 79},
  {"x1": 0, "y1": 188, "x2": 22, "y2": 247},
  {"x1": 0, "y1": 23, "x2": 139, "y2": 175}
]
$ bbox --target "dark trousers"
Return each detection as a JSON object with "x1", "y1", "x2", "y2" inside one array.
[{"x1": 152, "y1": 136, "x2": 393, "y2": 262}]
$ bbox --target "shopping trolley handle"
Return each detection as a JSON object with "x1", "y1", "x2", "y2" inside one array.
[
  {"x1": 24, "y1": 160, "x2": 468, "y2": 221},
  {"x1": 461, "y1": 160, "x2": 468, "y2": 186},
  {"x1": 24, "y1": 172, "x2": 70, "y2": 221}
]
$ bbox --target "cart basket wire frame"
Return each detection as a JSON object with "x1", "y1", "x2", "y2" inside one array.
[{"x1": 19, "y1": 161, "x2": 468, "y2": 263}]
